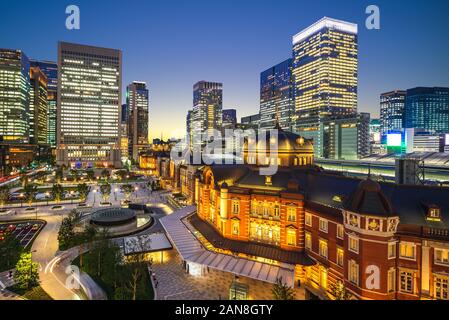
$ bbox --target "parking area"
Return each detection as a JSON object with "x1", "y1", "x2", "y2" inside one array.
[{"x1": 0, "y1": 221, "x2": 45, "y2": 248}]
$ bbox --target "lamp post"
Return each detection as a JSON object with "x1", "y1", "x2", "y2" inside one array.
[
  {"x1": 70, "y1": 190, "x2": 75, "y2": 204},
  {"x1": 45, "y1": 192, "x2": 50, "y2": 206},
  {"x1": 135, "y1": 186, "x2": 139, "y2": 200},
  {"x1": 29, "y1": 250, "x2": 37, "y2": 290},
  {"x1": 20, "y1": 193, "x2": 24, "y2": 208},
  {"x1": 114, "y1": 188, "x2": 118, "y2": 202},
  {"x1": 93, "y1": 189, "x2": 97, "y2": 206}
]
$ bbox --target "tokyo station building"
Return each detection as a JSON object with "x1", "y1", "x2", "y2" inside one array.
[{"x1": 186, "y1": 127, "x2": 449, "y2": 300}]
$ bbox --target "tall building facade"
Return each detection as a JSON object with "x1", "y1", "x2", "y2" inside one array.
[
  {"x1": 120, "y1": 103, "x2": 129, "y2": 159},
  {"x1": 405, "y1": 87, "x2": 449, "y2": 134},
  {"x1": 29, "y1": 66, "x2": 48, "y2": 146},
  {"x1": 380, "y1": 90, "x2": 406, "y2": 139},
  {"x1": 292, "y1": 17, "x2": 358, "y2": 131},
  {"x1": 30, "y1": 60, "x2": 58, "y2": 148},
  {"x1": 56, "y1": 42, "x2": 122, "y2": 168},
  {"x1": 191, "y1": 81, "x2": 223, "y2": 143},
  {"x1": 222, "y1": 109, "x2": 237, "y2": 129},
  {"x1": 259, "y1": 58, "x2": 294, "y2": 130},
  {"x1": 127, "y1": 81, "x2": 149, "y2": 161},
  {"x1": 0, "y1": 49, "x2": 30, "y2": 143}
]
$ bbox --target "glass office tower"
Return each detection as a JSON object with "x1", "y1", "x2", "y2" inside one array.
[
  {"x1": 292, "y1": 17, "x2": 358, "y2": 157},
  {"x1": 380, "y1": 90, "x2": 406, "y2": 140},
  {"x1": 222, "y1": 109, "x2": 237, "y2": 128},
  {"x1": 29, "y1": 66, "x2": 48, "y2": 146},
  {"x1": 127, "y1": 81, "x2": 149, "y2": 161},
  {"x1": 0, "y1": 49, "x2": 30, "y2": 143},
  {"x1": 30, "y1": 60, "x2": 58, "y2": 148},
  {"x1": 191, "y1": 81, "x2": 223, "y2": 144},
  {"x1": 405, "y1": 87, "x2": 449, "y2": 134},
  {"x1": 259, "y1": 58, "x2": 293, "y2": 130},
  {"x1": 57, "y1": 42, "x2": 122, "y2": 168}
]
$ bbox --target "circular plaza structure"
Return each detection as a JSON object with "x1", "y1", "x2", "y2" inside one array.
[{"x1": 90, "y1": 208, "x2": 137, "y2": 227}]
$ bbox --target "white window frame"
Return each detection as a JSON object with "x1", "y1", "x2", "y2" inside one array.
[
  {"x1": 348, "y1": 260, "x2": 359, "y2": 286},
  {"x1": 399, "y1": 242, "x2": 417, "y2": 261},
  {"x1": 319, "y1": 218, "x2": 328, "y2": 233},
  {"x1": 435, "y1": 248, "x2": 449, "y2": 266},
  {"x1": 434, "y1": 275, "x2": 449, "y2": 300},
  {"x1": 287, "y1": 229, "x2": 296, "y2": 246},
  {"x1": 336, "y1": 247, "x2": 344, "y2": 267},
  {"x1": 287, "y1": 206, "x2": 297, "y2": 222},
  {"x1": 348, "y1": 236, "x2": 359, "y2": 254},
  {"x1": 337, "y1": 224, "x2": 344, "y2": 240},
  {"x1": 305, "y1": 213, "x2": 312, "y2": 227},
  {"x1": 319, "y1": 239, "x2": 328, "y2": 259},
  {"x1": 388, "y1": 268, "x2": 396, "y2": 293},
  {"x1": 399, "y1": 270, "x2": 414, "y2": 294},
  {"x1": 388, "y1": 242, "x2": 397, "y2": 260},
  {"x1": 305, "y1": 232, "x2": 312, "y2": 251}
]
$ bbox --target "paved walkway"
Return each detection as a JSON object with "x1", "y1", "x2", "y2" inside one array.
[{"x1": 152, "y1": 250, "x2": 305, "y2": 300}]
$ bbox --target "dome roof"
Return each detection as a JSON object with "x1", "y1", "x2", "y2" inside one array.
[{"x1": 247, "y1": 125, "x2": 313, "y2": 152}]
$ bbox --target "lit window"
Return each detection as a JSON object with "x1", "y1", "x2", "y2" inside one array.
[
  {"x1": 388, "y1": 242, "x2": 397, "y2": 259},
  {"x1": 399, "y1": 271, "x2": 414, "y2": 294},
  {"x1": 435, "y1": 249, "x2": 449, "y2": 265},
  {"x1": 348, "y1": 236, "x2": 359, "y2": 254},
  {"x1": 232, "y1": 221, "x2": 240, "y2": 236},
  {"x1": 319, "y1": 239, "x2": 328, "y2": 259},
  {"x1": 287, "y1": 206, "x2": 296, "y2": 222},
  {"x1": 435, "y1": 276, "x2": 449, "y2": 300},
  {"x1": 305, "y1": 213, "x2": 312, "y2": 227},
  {"x1": 388, "y1": 269, "x2": 396, "y2": 293},
  {"x1": 348, "y1": 260, "x2": 359, "y2": 285},
  {"x1": 265, "y1": 176, "x2": 272, "y2": 186},
  {"x1": 427, "y1": 207, "x2": 441, "y2": 222},
  {"x1": 337, "y1": 248, "x2": 344, "y2": 267},
  {"x1": 319, "y1": 219, "x2": 328, "y2": 233},
  {"x1": 287, "y1": 229, "x2": 296, "y2": 246},
  {"x1": 273, "y1": 205, "x2": 280, "y2": 219},
  {"x1": 399, "y1": 242, "x2": 416, "y2": 260},
  {"x1": 337, "y1": 224, "x2": 344, "y2": 239},
  {"x1": 232, "y1": 200, "x2": 240, "y2": 215},
  {"x1": 305, "y1": 232, "x2": 312, "y2": 250}
]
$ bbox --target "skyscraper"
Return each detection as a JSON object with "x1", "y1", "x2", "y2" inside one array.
[
  {"x1": 30, "y1": 60, "x2": 58, "y2": 148},
  {"x1": 29, "y1": 66, "x2": 48, "y2": 146},
  {"x1": 292, "y1": 17, "x2": 358, "y2": 156},
  {"x1": 405, "y1": 87, "x2": 449, "y2": 134},
  {"x1": 0, "y1": 49, "x2": 30, "y2": 143},
  {"x1": 127, "y1": 81, "x2": 149, "y2": 161},
  {"x1": 380, "y1": 90, "x2": 406, "y2": 139},
  {"x1": 120, "y1": 103, "x2": 129, "y2": 159},
  {"x1": 259, "y1": 58, "x2": 293, "y2": 130},
  {"x1": 191, "y1": 81, "x2": 223, "y2": 143},
  {"x1": 222, "y1": 109, "x2": 237, "y2": 129},
  {"x1": 57, "y1": 42, "x2": 122, "y2": 168}
]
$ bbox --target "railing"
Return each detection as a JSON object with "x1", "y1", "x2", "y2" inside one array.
[{"x1": 422, "y1": 227, "x2": 449, "y2": 240}]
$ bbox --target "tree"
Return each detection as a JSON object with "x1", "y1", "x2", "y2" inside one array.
[
  {"x1": 120, "y1": 184, "x2": 134, "y2": 200},
  {"x1": 23, "y1": 184, "x2": 38, "y2": 206},
  {"x1": 329, "y1": 280, "x2": 350, "y2": 300},
  {"x1": 70, "y1": 169, "x2": 79, "y2": 182},
  {"x1": 20, "y1": 173, "x2": 29, "y2": 188},
  {"x1": 86, "y1": 169, "x2": 95, "y2": 182},
  {"x1": 51, "y1": 183, "x2": 64, "y2": 203},
  {"x1": 77, "y1": 183, "x2": 90, "y2": 202},
  {"x1": 115, "y1": 170, "x2": 129, "y2": 181},
  {"x1": 101, "y1": 169, "x2": 110, "y2": 181},
  {"x1": 55, "y1": 167, "x2": 64, "y2": 184},
  {"x1": 100, "y1": 183, "x2": 111, "y2": 203},
  {"x1": 0, "y1": 185, "x2": 11, "y2": 207},
  {"x1": 0, "y1": 234, "x2": 23, "y2": 271},
  {"x1": 58, "y1": 209, "x2": 83, "y2": 250},
  {"x1": 272, "y1": 277, "x2": 296, "y2": 300},
  {"x1": 14, "y1": 252, "x2": 39, "y2": 290},
  {"x1": 125, "y1": 236, "x2": 152, "y2": 300}
]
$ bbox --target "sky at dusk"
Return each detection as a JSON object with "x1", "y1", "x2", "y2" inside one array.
[{"x1": 1, "y1": 0, "x2": 449, "y2": 140}]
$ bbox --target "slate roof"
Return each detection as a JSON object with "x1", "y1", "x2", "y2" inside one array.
[{"x1": 201, "y1": 164, "x2": 449, "y2": 230}]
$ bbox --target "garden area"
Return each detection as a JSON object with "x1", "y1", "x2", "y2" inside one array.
[{"x1": 72, "y1": 236, "x2": 154, "y2": 300}]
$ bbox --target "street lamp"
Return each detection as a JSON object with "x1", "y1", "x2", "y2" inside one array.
[
  {"x1": 20, "y1": 193, "x2": 24, "y2": 208},
  {"x1": 135, "y1": 187, "x2": 139, "y2": 199},
  {"x1": 70, "y1": 190, "x2": 75, "y2": 204},
  {"x1": 45, "y1": 192, "x2": 50, "y2": 206},
  {"x1": 114, "y1": 188, "x2": 118, "y2": 201},
  {"x1": 93, "y1": 189, "x2": 97, "y2": 206}
]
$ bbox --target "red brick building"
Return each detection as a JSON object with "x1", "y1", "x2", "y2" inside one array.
[{"x1": 191, "y1": 128, "x2": 449, "y2": 300}]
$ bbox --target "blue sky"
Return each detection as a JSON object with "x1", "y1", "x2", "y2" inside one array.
[{"x1": 1, "y1": 0, "x2": 449, "y2": 139}]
